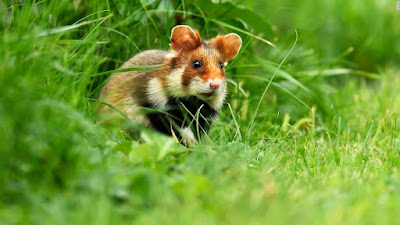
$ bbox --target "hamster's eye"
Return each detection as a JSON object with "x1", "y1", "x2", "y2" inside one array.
[
  {"x1": 219, "y1": 61, "x2": 224, "y2": 69},
  {"x1": 192, "y1": 60, "x2": 202, "y2": 69}
]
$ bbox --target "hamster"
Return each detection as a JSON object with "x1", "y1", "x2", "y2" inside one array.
[{"x1": 97, "y1": 25, "x2": 242, "y2": 145}]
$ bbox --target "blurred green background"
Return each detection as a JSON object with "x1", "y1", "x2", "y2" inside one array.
[{"x1": 1, "y1": 0, "x2": 400, "y2": 224}]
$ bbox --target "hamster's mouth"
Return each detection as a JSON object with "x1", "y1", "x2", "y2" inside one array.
[{"x1": 200, "y1": 92, "x2": 214, "y2": 98}]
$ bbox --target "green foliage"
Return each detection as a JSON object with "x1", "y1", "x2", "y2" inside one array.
[
  {"x1": 255, "y1": 0, "x2": 400, "y2": 71},
  {"x1": 0, "y1": 0, "x2": 399, "y2": 224}
]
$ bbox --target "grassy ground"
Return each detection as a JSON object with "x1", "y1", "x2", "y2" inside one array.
[{"x1": 1, "y1": 0, "x2": 400, "y2": 224}]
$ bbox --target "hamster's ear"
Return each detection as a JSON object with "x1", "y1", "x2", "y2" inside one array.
[
  {"x1": 212, "y1": 33, "x2": 242, "y2": 61},
  {"x1": 170, "y1": 25, "x2": 202, "y2": 52}
]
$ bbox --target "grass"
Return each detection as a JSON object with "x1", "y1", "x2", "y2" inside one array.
[{"x1": 1, "y1": 0, "x2": 400, "y2": 224}]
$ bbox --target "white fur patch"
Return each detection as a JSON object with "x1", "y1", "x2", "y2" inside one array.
[
  {"x1": 181, "y1": 126, "x2": 198, "y2": 145},
  {"x1": 146, "y1": 77, "x2": 168, "y2": 108},
  {"x1": 188, "y1": 77, "x2": 227, "y2": 110},
  {"x1": 165, "y1": 52, "x2": 176, "y2": 59},
  {"x1": 208, "y1": 82, "x2": 227, "y2": 110},
  {"x1": 188, "y1": 77, "x2": 208, "y2": 95},
  {"x1": 167, "y1": 66, "x2": 186, "y2": 97}
]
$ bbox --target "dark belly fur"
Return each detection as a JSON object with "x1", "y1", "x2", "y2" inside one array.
[{"x1": 142, "y1": 96, "x2": 218, "y2": 140}]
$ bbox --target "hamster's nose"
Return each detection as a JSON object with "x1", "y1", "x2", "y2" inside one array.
[{"x1": 209, "y1": 80, "x2": 221, "y2": 90}]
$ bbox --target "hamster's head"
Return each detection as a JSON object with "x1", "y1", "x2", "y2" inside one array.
[{"x1": 167, "y1": 25, "x2": 242, "y2": 104}]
